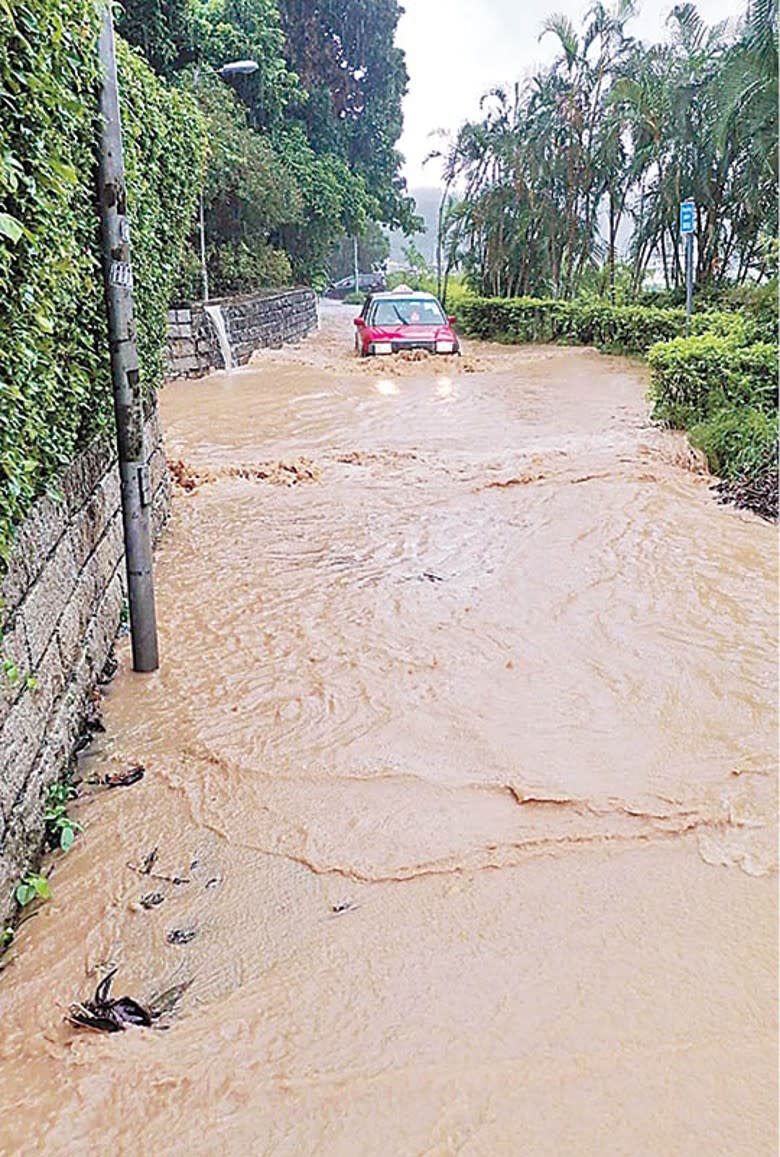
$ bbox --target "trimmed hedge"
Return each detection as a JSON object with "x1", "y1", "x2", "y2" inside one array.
[
  {"x1": 647, "y1": 335, "x2": 778, "y2": 428},
  {"x1": 689, "y1": 406, "x2": 778, "y2": 483},
  {"x1": 0, "y1": 2, "x2": 206, "y2": 565},
  {"x1": 458, "y1": 296, "x2": 763, "y2": 353},
  {"x1": 648, "y1": 334, "x2": 777, "y2": 516}
]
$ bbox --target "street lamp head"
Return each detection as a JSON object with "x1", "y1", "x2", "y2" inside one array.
[{"x1": 218, "y1": 60, "x2": 259, "y2": 77}]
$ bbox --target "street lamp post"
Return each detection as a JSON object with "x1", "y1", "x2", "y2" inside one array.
[{"x1": 196, "y1": 59, "x2": 259, "y2": 303}]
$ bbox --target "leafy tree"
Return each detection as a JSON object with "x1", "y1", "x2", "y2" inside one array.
[
  {"x1": 117, "y1": 0, "x2": 193, "y2": 75},
  {"x1": 328, "y1": 222, "x2": 390, "y2": 280},
  {"x1": 177, "y1": 66, "x2": 301, "y2": 296},
  {"x1": 270, "y1": 124, "x2": 374, "y2": 286},
  {"x1": 440, "y1": 0, "x2": 777, "y2": 300},
  {"x1": 277, "y1": 0, "x2": 418, "y2": 230},
  {"x1": 119, "y1": 0, "x2": 413, "y2": 291},
  {"x1": 189, "y1": 0, "x2": 300, "y2": 130}
]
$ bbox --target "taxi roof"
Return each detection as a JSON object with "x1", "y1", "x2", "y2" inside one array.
[{"x1": 367, "y1": 286, "x2": 439, "y2": 303}]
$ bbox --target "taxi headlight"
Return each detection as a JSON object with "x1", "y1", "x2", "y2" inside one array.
[
  {"x1": 372, "y1": 342, "x2": 393, "y2": 355},
  {"x1": 436, "y1": 340, "x2": 455, "y2": 354}
]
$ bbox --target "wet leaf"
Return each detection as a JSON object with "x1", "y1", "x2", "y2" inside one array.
[
  {"x1": 148, "y1": 978, "x2": 194, "y2": 1017},
  {"x1": 68, "y1": 970, "x2": 155, "y2": 1034},
  {"x1": 0, "y1": 212, "x2": 22, "y2": 243}
]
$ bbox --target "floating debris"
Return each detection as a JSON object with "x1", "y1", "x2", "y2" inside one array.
[
  {"x1": 84, "y1": 690, "x2": 106, "y2": 732},
  {"x1": 170, "y1": 457, "x2": 321, "y2": 491},
  {"x1": 127, "y1": 848, "x2": 190, "y2": 886},
  {"x1": 103, "y1": 765, "x2": 145, "y2": 789},
  {"x1": 330, "y1": 900, "x2": 360, "y2": 917},
  {"x1": 140, "y1": 892, "x2": 165, "y2": 910},
  {"x1": 169, "y1": 458, "x2": 212, "y2": 493},
  {"x1": 167, "y1": 927, "x2": 198, "y2": 945},
  {"x1": 68, "y1": 969, "x2": 154, "y2": 1034},
  {"x1": 227, "y1": 458, "x2": 321, "y2": 486},
  {"x1": 74, "y1": 691, "x2": 107, "y2": 753},
  {"x1": 99, "y1": 652, "x2": 118, "y2": 685}
]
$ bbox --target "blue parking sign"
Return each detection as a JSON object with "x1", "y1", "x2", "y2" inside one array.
[{"x1": 680, "y1": 201, "x2": 695, "y2": 234}]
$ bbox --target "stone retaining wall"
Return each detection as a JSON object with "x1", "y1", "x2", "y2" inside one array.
[
  {"x1": 0, "y1": 407, "x2": 169, "y2": 922},
  {"x1": 165, "y1": 288, "x2": 318, "y2": 379}
]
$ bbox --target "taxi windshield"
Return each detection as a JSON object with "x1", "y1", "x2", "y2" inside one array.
[{"x1": 371, "y1": 298, "x2": 446, "y2": 327}]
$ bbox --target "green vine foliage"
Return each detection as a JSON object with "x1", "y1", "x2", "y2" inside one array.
[
  {"x1": 118, "y1": 40, "x2": 207, "y2": 393},
  {"x1": 0, "y1": 1, "x2": 206, "y2": 567}
]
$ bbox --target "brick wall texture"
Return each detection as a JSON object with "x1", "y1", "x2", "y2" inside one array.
[
  {"x1": 0, "y1": 406, "x2": 169, "y2": 922},
  {"x1": 165, "y1": 287, "x2": 318, "y2": 378},
  {"x1": 1, "y1": 289, "x2": 314, "y2": 922}
]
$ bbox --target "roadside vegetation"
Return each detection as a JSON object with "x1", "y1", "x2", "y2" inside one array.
[
  {"x1": 0, "y1": 0, "x2": 206, "y2": 566},
  {"x1": 121, "y1": 0, "x2": 417, "y2": 296},
  {"x1": 0, "y1": 0, "x2": 415, "y2": 562},
  {"x1": 435, "y1": 0, "x2": 777, "y2": 519},
  {"x1": 0, "y1": 774, "x2": 81, "y2": 964}
]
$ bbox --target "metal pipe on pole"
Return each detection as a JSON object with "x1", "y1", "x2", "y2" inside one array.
[
  {"x1": 199, "y1": 193, "x2": 209, "y2": 303},
  {"x1": 97, "y1": 3, "x2": 159, "y2": 673}
]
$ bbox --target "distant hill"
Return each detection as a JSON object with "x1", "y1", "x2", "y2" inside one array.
[{"x1": 389, "y1": 186, "x2": 442, "y2": 266}]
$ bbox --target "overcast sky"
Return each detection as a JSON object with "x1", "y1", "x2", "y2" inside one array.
[{"x1": 396, "y1": 0, "x2": 744, "y2": 188}]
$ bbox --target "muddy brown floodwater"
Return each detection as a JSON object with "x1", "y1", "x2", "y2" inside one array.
[{"x1": 0, "y1": 303, "x2": 776, "y2": 1155}]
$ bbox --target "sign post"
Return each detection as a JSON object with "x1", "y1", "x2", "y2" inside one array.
[{"x1": 680, "y1": 200, "x2": 695, "y2": 327}]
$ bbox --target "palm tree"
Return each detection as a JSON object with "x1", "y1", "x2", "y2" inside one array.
[{"x1": 439, "y1": 0, "x2": 777, "y2": 300}]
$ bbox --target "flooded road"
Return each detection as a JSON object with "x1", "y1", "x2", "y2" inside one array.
[{"x1": 0, "y1": 303, "x2": 776, "y2": 1155}]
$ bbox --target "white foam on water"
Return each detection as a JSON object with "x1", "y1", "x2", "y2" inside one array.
[{"x1": 204, "y1": 303, "x2": 235, "y2": 371}]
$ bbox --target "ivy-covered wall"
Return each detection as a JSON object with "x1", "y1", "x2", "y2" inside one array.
[{"x1": 0, "y1": 0, "x2": 207, "y2": 568}]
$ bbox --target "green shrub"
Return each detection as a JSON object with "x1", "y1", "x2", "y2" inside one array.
[
  {"x1": 689, "y1": 406, "x2": 778, "y2": 481},
  {"x1": 456, "y1": 295, "x2": 771, "y2": 355},
  {"x1": 0, "y1": 3, "x2": 206, "y2": 565},
  {"x1": 439, "y1": 277, "x2": 474, "y2": 313},
  {"x1": 712, "y1": 280, "x2": 778, "y2": 345},
  {"x1": 458, "y1": 296, "x2": 693, "y2": 352},
  {"x1": 648, "y1": 335, "x2": 777, "y2": 427},
  {"x1": 174, "y1": 239, "x2": 292, "y2": 301}
]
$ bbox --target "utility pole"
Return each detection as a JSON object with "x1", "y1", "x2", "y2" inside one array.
[
  {"x1": 353, "y1": 235, "x2": 360, "y2": 295},
  {"x1": 97, "y1": 4, "x2": 159, "y2": 672}
]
